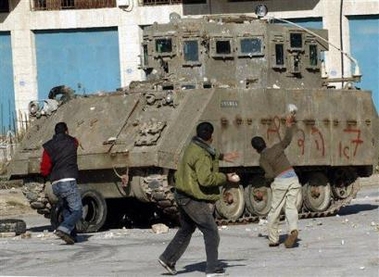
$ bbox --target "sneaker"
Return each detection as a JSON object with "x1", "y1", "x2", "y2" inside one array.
[
  {"x1": 158, "y1": 258, "x2": 177, "y2": 275},
  {"x1": 55, "y1": 230, "x2": 75, "y2": 245},
  {"x1": 284, "y1": 230, "x2": 298, "y2": 248},
  {"x1": 206, "y1": 267, "x2": 227, "y2": 277}
]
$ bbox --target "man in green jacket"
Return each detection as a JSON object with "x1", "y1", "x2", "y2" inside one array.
[{"x1": 159, "y1": 122, "x2": 239, "y2": 277}]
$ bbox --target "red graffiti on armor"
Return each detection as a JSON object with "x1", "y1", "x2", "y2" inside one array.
[
  {"x1": 339, "y1": 128, "x2": 363, "y2": 159},
  {"x1": 311, "y1": 127, "x2": 325, "y2": 156},
  {"x1": 296, "y1": 129, "x2": 305, "y2": 155},
  {"x1": 264, "y1": 119, "x2": 363, "y2": 160},
  {"x1": 266, "y1": 116, "x2": 282, "y2": 141}
]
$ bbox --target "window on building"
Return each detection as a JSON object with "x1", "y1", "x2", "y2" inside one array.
[
  {"x1": 33, "y1": 0, "x2": 116, "y2": 11},
  {"x1": 0, "y1": 1, "x2": 10, "y2": 12}
]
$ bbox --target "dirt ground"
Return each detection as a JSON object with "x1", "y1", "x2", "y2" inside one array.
[{"x1": 0, "y1": 187, "x2": 37, "y2": 217}]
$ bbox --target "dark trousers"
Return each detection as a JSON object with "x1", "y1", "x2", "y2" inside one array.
[{"x1": 160, "y1": 193, "x2": 220, "y2": 273}]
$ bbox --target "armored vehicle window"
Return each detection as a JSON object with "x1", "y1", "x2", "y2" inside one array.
[
  {"x1": 210, "y1": 38, "x2": 234, "y2": 58},
  {"x1": 238, "y1": 37, "x2": 263, "y2": 57},
  {"x1": 309, "y1": 44, "x2": 318, "y2": 66},
  {"x1": 290, "y1": 33, "x2": 303, "y2": 50},
  {"x1": 274, "y1": 44, "x2": 285, "y2": 67},
  {"x1": 181, "y1": 84, "x2": 196, "y2": 90},
  {"x1": 183, "y1": 40, "x2": 199, "y2": 62},
  {"x1": 155, "y1": 38, "x2": 173, "y2": 55},
  {"x1": 216, "y1": 40, "x2": 231, "y2": 54},
  {"x1": 143, "y1": 44, "x2": 149, "y2": 66}
]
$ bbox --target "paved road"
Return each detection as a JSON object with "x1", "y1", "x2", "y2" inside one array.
[{"x1": 0, "y1": 183, "x2": 378, "y2": 277}]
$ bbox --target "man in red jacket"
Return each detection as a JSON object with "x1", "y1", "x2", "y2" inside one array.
[{"x1": 40, "y1": 122, "x2": 82, "y2": 244}]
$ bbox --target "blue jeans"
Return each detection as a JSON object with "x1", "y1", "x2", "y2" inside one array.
[
  {"x1": 52, "y1": 180, "x2": 83, "y2": 235},
  {"x1": 160, "y1": 192, "x2": 220, "y2": 274}
]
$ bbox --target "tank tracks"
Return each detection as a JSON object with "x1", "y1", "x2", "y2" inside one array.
[
  {"x1": 215, "y1": 179, "x2": 361, "y2": 225},
  {"x1": 21, "y1": 179, "x2": 361, "y2": 227}
]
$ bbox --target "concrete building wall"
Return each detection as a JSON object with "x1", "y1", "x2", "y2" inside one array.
[{"x1": 0, "y1": 0, "x2": 378, "y2": 126}]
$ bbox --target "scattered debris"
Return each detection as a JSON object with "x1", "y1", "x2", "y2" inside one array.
[
  {"x1": 20, "y1": 231, "x2": 32, "y2": 239},
  {"x1": 151, "y1": 223, "x2": 169, "y2": 234},
  {"x1": 0, "y1": 232, "x2": 16, "y2": 238},
  {"x1": 258, "y1": 219, "x2": 267, "y2": 225}
]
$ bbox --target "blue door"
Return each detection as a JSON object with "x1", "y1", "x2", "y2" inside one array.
[
  {"x1": 35, "y1": 28, "x2": 120, "y2": 99},
  {"x1": 0, "y1": 32, "x2": 15, "y2": 134},
  {"x1": 349, "y1": 16, "x2": 379, "y2": 111}
]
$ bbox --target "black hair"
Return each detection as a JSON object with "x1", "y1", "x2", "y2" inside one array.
[
  {"x1": 196, "y1": 122, "x2": 214, "y2": 141},
  {"x1": 54, "y1": 122, "x2": 68, "y2": 134},
  {"x1": 251, "y1": 136, "x2": 266, "y2": 153}
]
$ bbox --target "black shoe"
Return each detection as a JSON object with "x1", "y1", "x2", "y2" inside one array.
[
  {"x1": 269, "y1": 242, "x2": 280, "y2": 247},
  {"x1": 55, "y1": 230, "x2": 75, "y2": 245},
  {"x1": 206, "y1": 267, "x2": 227, "y2": 277},
  {"x1": 158, "y1": 258, "x2": 177, "y2": 275}
]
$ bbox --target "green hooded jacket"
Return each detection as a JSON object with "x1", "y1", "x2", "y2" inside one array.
[{"x1": 174, "y1": 137, "x2": 227, "y2": 202}]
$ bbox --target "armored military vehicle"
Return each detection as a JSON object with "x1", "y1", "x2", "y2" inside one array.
[{"x1": 8, "y1": 8, "x2": 378, "y2": 232}]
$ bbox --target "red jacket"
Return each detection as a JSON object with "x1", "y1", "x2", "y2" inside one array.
[{"x1": 40, "y1": 134, "x2": 79, "y2": 181}]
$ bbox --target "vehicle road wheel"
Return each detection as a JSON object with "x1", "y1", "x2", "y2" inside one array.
[
  {"x1": 331, "y1": 168, "x2": 356, "y2": 199},
  {"x1": 303, "y1": 173, "x2": 331, "y2": 212},
  {"x1": 215, "y1": 184, "x2": 245, "y2": 221},
  {"x1": 50, "y1": 189, "x2": 107, "y2": 233},
  {"x1": 77, "y1": 189, "x2": 107, "y2": 232},
  {"x1": 0, "y1": 219, "x2": 27, "y2": 235},
  {"x1": 244, "y1": 176, "x2": 272, "y2": 217}
]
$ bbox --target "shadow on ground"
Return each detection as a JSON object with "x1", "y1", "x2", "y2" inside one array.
[
  {"x1": 175, "y1": 259, "x2": 246, "y2": 275},
  {"x1": 337, "y1": 203, "x2": 378, "y2": 216}
]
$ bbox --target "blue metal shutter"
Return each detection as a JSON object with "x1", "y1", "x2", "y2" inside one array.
[
  {"x1": 35, "y1": 27, "x2": 120, "y2": 99},
  {"x1": 0, "y1": 32, "x2": 15, "y2": 134},
  {"x1": 349, "y1": 16, "x2": 379, "y2": 111}
]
